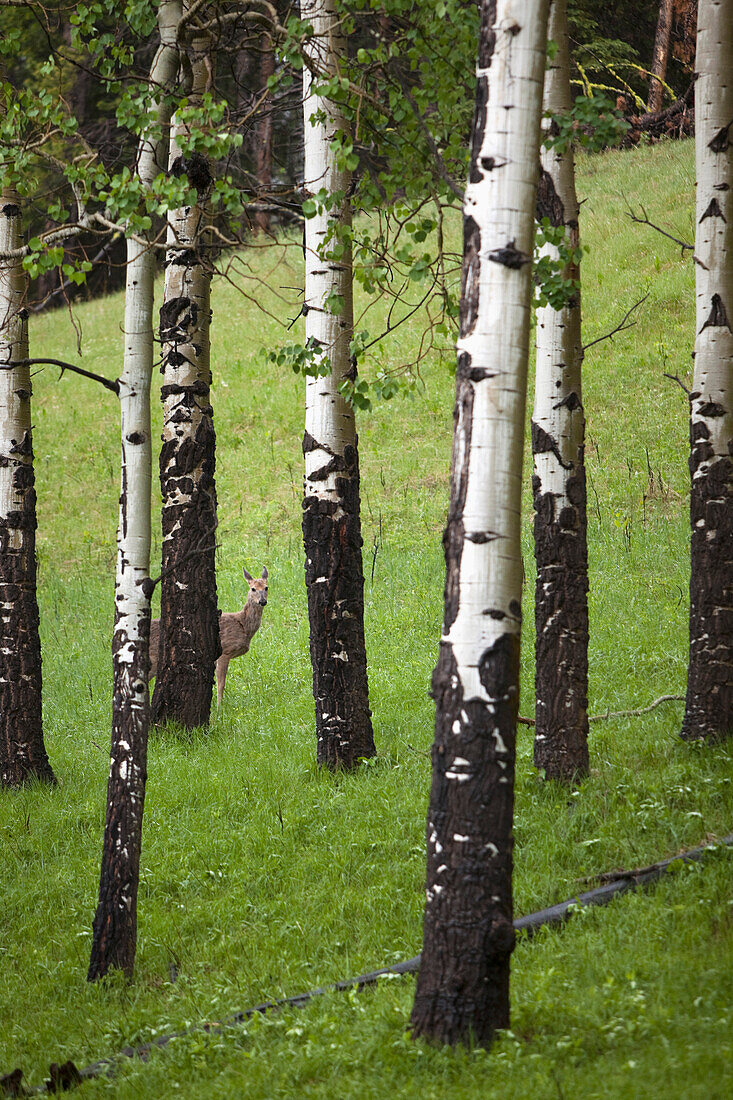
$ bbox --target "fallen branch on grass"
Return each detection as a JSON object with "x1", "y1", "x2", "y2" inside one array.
[
  {"x1": 5, "y1": 833, "x2": 731, "y2": 1097},
  {"x1": 517, "y1": 693, "x2": 684, "y2": 728}
]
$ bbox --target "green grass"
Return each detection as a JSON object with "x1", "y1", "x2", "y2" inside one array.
[{"x1": 1, "y1": 137, "x2": 732, "y2": 1098}]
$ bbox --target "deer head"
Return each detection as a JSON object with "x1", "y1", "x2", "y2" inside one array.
[{"x1": 243, "y1": 566, "x2": 268, "y2": 607}]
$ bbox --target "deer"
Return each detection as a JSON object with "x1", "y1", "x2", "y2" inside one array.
[{"x1": 148, "y1": 566, "x2": 268, "y2": 707}]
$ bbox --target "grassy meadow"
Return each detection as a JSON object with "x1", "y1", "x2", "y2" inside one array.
[{"x1": 1, "y1": 136, "x2": 732, "y2": 1097}]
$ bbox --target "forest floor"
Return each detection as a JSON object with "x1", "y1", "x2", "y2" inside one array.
[{"x1": 1, "y1": 136, "x2": 731, "y2": 1099}]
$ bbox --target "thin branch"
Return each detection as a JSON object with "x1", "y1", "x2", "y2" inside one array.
[
  {"x1": 518, "y1": 693, "x2": 684, "y2": 727},
  {"x1": 663, "y1": 372, "x2": 691, "y2": 396},
  {"x1": 4, "y1": 358, "x2": 119, "y2": 394},
  {"x1": 626, "y1": 203, "x2": 693, "y2": 252},
  {"x1": 139, "y1": 533, "x2": 219, "y2": 600},
  {"x1": 397, "y1": 80, "x2": 465, "y2": 203},
  {"x1": 582, "y1": 293, "x2": 649, "y2": 354}
]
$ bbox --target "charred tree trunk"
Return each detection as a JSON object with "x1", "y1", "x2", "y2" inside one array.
[
  {"x1": 410, "y1": 0, "x2": 549, "y2": 1047},
  {"x1": 88, "y1": 0, "x2": 182, "y2": 983},
  {"x1": 680, "y1": 0, "x2": 733, "y2": 743},
  {"x1": 648, "y1": 0, "x2": 675, "y2": 113},
  {"x1": 301, "y1": 0, "x2": 375, "y2": 770},
  {"x1": 151, "y1": 24, "x2": 219, "y2": 730},
  {"x1": 254, "y1": 31, "x2": 275, "y2": 233},
  {"x1": 0, "y1": 193, "x2": 55, "y2": 787},
  {"x1": 532, "y1": 0, "x2": 589, "y2": 782}
]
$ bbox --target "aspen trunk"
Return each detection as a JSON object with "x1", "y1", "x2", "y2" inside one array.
[
  {"x1": 410, "y1": 0, "x2": 549, "y2": 1047},
  {"x1": 648, "y1": 0, "x2": 675, "y2": 114},
  {"x1": 151, "y1": 21, "x2": 219, "y2": 730},
  {"x1": 680, "y1": 0, "x2": 733, "y2": 743},
  {"x1": 0, "y1": 192, "x2": 55, "y2": 787},
  {"x1": 88, "y1": 0, "x2": 182, "y2": 982},
  {"x1": 301, "y1": 0, "x2": 375, "y2": 770},
  {"x1": 532, "y1": 0, "x2": 589, "y2": 782}
]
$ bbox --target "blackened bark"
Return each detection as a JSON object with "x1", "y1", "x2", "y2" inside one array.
[
  {"x1": 531, "y1": 2, "x2": 589, "y2": 783},
  {"x1": 151, "y1": 399, "x2": 218, "y2": 727},
  {"x1": 410, "y1": 641, "x2": 518, "y2": 1046},
  {"x1": 87, "y1": 615, "x2": 150, "y2": 980},
  {"x1": 0, "y1": 195, "x2": 54, "y2": 788},
  {"x1": 532, "y1": 455, "x2": 590, "y2": 778},
  {"x1": 302, "y1": 440, "x2": 375, "y2": 768},
  {"x1": 681, "y1": 426, "x2": 733, "y2": 741},
  {"x1": 151, "y1": 81, "x2": 219, "y2": 729},
  {"x1": 0, "y1": 448, "x2": 54, "y2": 786}
]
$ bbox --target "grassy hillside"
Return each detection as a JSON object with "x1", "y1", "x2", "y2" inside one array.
[{"x1": 1, "y1": 137, "x2": 731, "y2": 1098}]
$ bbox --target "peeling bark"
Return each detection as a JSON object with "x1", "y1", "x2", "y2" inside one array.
[
  {"x1": 410, "y1": 0, "x2": 549, "y2": 1047},
  {"x1": 0, "y1": 193, "x2": 55, "y2": 787},
  {"x1": 532, "y1": 0, "x2": 589, "y2": 782},
  {"x1": 88, "y1": 0, "x2": 182, "y2": 982},
  {"x1": 681, "y1": 0, "x2": 733, "y2": 743},
  {"x1": 152, "y1": 21, "x2": 219, "y2": 730},
  {"x1": 301, "y1": 0, "x2": 375, "y2": 769}
]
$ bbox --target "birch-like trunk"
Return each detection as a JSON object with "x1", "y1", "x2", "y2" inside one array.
[
  {"x1": 680, "y1": 0, "x2": 732, "y2": 743},
  {"x1": 410, "y1": 0, "x2": 549, "y2": 1047},
  {"x1": 301, "y1": 0, "x2": 375, "y2": 769},
  {"x1": 151, "y1": 22, "x2": 219, "y2": 730},
  {"x1": 0, "y1": 192, "x2": 55, "y2": 787},
  {"x1": 532, "y1": 0, "x2": 589, "y2": 782},
  {"x1": 88, "y1": 0, "x2": 182, "y2": 982},
  {"x1": 647, "y1": 0, "x2": 675, "y2": 114}
]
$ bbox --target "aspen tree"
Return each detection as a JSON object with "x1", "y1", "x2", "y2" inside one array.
[
  {"x1": 301, "y1": 0, "x2": 375, "y2": 769},
  {"x1": 88, "y1": 0, "x2": 182, "y2": 982},
  {"x1": 410, "y1": 0, "x2": 549, "y2": 1046},
  {"x1": 680, "y1": 0, "x2": 732, "y2": 743},
  {"x1": 0, "y1": 190, "x2": 55, "y2": 787},
  {"x1": 152, "y1": 12, "x2": 219, "y2": 730},
  {"x1": 532, "y1": 0, "x2": 589, "y2": 781}
]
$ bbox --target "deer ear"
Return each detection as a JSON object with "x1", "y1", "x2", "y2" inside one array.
[
  {"x1": 262, "y1": 567, "x2": 268, "y2": 580},
  {"x1": 243, "y1": 567, "x2": 253, "y2": 582}
]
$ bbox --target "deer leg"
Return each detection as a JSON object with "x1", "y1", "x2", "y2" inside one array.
[{"x1": 216, "y1": 655, "x2": 231, "y2": 707}]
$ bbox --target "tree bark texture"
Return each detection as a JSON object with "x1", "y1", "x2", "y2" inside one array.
[
  {"x1": 0, "y1": 192, "x2": 55, "y2": 787},
  {"x1": 648, "y1": 0, "x2": 675, "y2": 113},
  {"x1": 151, "y1": 21, "x2": 219, "y2": 730},
  {"x1": 410, "y1": 0, "x2": 549, "y2": 1048},
  {"x1": 532, "y1": 0, "x2": 589, "y2": 782},
  {"x1": 680, "y1": 0, "x2": 733, "y2": 743},
  {"x1": 88, "y1": 0, "x2": 182, "y2": 983},
  {"x1": 254, "y1": 31, "x2": 275, "y2": 233},
  {"x1": 301, "y1": 0, "x2": 375, "y2": 770}
]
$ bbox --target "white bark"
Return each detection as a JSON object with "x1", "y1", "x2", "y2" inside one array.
[
  {"x1": 692, "y1": 0, "x2": 733, "y2": 463},
  {"x1": 0, "y1": 191, "x2": 28, "y2": 553},
  {"x1": 411, "y1": 0, "x2": 550, "y2": 1047},
  {"x1": 446, "y1": 4, "x2": 549, "y2": 703},
  {"x1": 89, "y1": 0, "x2": 182, "y2": 981},
  {"x1": 0, "y1": 190, "x2": 53, "y2": 785},
  {"x1": 302, "y1": 0, "x2": 355, "y2": 495},
  {"x1": 531, "y1": 0, "x2": 589, "y2": 779},
  {"x1": 681, "y1": 0, "x2": 733, "y2": 741},
  {"x1": 115, "y1": 0, "x2": 182, "y2": 680},
  {"x1": 300, "y1": 0, "x2": 374, "y2": 768}
]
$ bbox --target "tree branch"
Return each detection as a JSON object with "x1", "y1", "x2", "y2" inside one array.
[
  {"x1": 518, "y1": 693, "x2": 684, "y2": 727},
  {"x1": 582, "y1": 293, "x2": 649, "y2": 354},
  {"x1": 4, "y1": 358, "x2": 119, "y2": 394},
  {"x1": 139, "y1": 530, "x2": 219, "y2": 599},
  {"x1": 626, "y1": 203, "x2": 693, "y2": 252}
]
